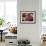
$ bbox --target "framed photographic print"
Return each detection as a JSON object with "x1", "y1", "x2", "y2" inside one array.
[{"x1": 20, "y1": 11, "x2": 36, "y2": 24}]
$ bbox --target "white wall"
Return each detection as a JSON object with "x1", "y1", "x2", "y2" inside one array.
[{"x1": 17, "y1": 0, "x2": 42, "y2": 46}]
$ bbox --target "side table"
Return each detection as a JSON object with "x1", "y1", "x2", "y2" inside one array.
[{"x1": 0, "y1": 30, "x2": 3, "y2": 42}]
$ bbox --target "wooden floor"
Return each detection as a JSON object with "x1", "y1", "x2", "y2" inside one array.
[
  {"x1": 0, "y1": 41, "x2": 5, "y2": 46},
  {"x1": 0, "y1": 41, "x2": 45, "y2": 46}
]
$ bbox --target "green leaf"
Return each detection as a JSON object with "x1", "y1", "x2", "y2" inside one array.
[{"x1": 0, "y1": 18, "x2": 5, "y2": 27}]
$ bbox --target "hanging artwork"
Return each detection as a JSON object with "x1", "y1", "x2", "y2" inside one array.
[{"x1": 20, "y1": 11, "x2": 36, "y2": 24}]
